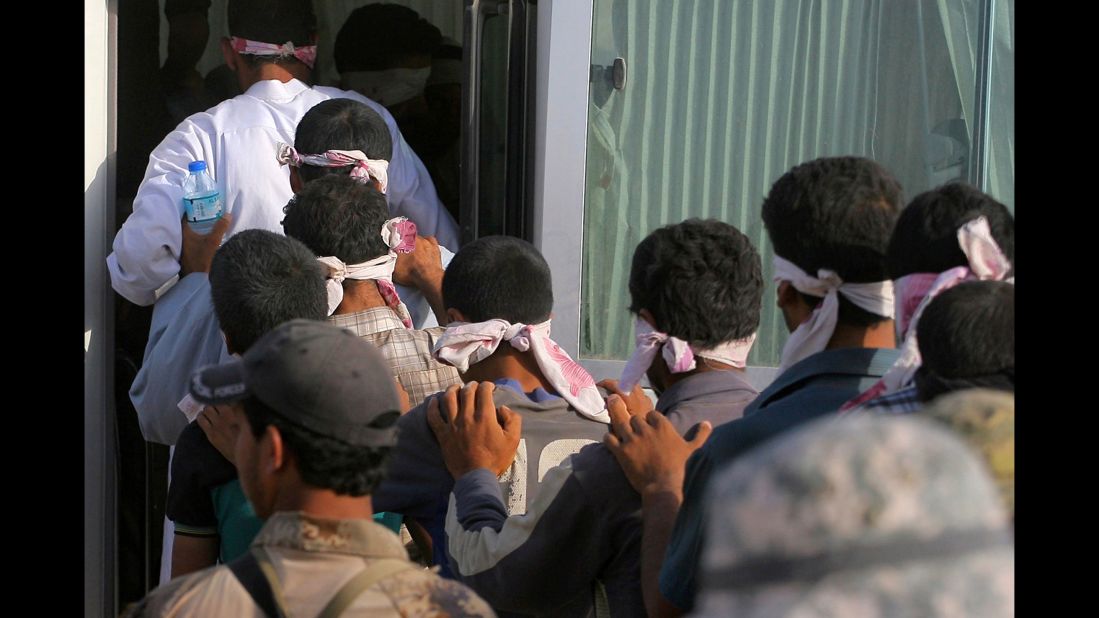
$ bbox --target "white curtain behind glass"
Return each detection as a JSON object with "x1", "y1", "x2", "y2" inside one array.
[
  {"x1": 581, "y1": 0, "x2": 983, "y2": 364},
  {"x1": 989, "y1": 0, "x2": 1014, "y2": 211}
]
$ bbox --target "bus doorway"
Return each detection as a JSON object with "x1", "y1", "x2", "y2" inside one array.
[{"x1": 105, "y1": 1, "x2": 537, "y2": 612}]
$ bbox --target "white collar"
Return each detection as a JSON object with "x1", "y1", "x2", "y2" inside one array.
[{"x1": 244, "y1": 78, "x2": 311, "y2": 101}]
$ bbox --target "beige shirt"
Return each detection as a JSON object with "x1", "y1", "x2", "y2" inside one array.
[
  {"x1": 329, "y1": 307, "x2": 461, "y2": 407},
  {"x1": 124, "y1": 511, "x2": 495, "y2": 617}
]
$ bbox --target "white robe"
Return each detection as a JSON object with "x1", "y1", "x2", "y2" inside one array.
[{"x1": 107, "y1": 78, "x2": 459, "y2": 307}]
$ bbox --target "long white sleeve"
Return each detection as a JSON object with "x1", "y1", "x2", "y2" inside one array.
[{"x1": 110, "y1": 80, "x2": 459, "y2": 307}]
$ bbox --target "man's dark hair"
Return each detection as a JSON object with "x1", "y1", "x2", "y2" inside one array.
[
  {"x1": 887, "y1": 183, "x2": 1015, "y2": 279},
  {"x1": 761, "y1": 156, "x2": 903, "y2": 326},
  {"x1": 242, "y1": 396, "x2": 394, "y2": 496},
  {"x1": 914, "y1": 281, "x2": 1014, "y2": 402},
  {"x1": 432, "y1": 38, "x2": 463, "y2": 63},
  {"x1": 334, "y1": 3, "x2": 442, "y2": 72},
  {"x1": 228, "y1": 0, "x2": 316, "y2": 67},
  {"x1": 443, "y1": 236, "x2": 553, "y2": 324},
  {"x1": 209, "y1": 229, "x2": 327, "y2": 352},
  {"x1": 283, "y1": 174, "x2": 391, "y2": 263},
  {"x1": 628, "y1": 219, "x2": 763, "y2": 348},
  {"x1": 294, "y1": 99, "x2": 393, "y2": 184}
]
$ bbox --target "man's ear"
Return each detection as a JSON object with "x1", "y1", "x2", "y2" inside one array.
[
  {"x1": 776, "y1": 280, "x2": 798, "y2": 309},
  {"x1": 446, "y1": 308, "x2": 467, "y2": 323},
  {"x1": 289, "y1": 167, "x2": 303, "y2": 193},
  {"x1": 265, "y1": 425, "x2": 287, "y2": 472},
  {"x1": 638, "y1": 309, "x2": 657, "y2": 329},
  {"x1": 220, "y1": 37, "x2": 239, "y2": 71},
  {"x1": 776, "y1": 281, "x2": 815, "y2": 332}
]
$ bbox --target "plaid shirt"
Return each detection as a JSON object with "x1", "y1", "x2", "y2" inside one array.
[
  {"x1": 856, "y1": 385, "x2": 923, "y2": 415},
  {"x1": 329, "y1": 307, "x2": 461, "y2": 407}
]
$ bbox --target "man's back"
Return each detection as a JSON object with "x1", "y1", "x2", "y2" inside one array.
[
  {"x1": 109, "y1": 78, "x2": 456, "y2": 307},
  {"x1": 373, "y1": 383, "x2": 609, "y2": 571},
  {"x1": 443, "y1": 371, "x2": 758, "y2": 617},
  {"x1": 659, "y1": 347, "x2": 901, "y2": 611},
  {"x1": 123, "y1": 512, "x2": 495, "y2": 617},
  {"x1": 329, "y1": 307, "x2": 461, "y2": 405}
]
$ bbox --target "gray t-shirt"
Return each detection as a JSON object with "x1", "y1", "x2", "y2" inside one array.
[{"x1": 372, "y1": 380, "x2": 610, "y2": 574}]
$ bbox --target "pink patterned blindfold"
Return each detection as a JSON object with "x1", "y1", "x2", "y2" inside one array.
[{"x1": 230, "y1": 36, "x2": 317, "y2": 70}]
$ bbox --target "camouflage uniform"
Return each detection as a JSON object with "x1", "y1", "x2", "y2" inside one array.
[
  {"x1": 123, "y1": 511, "x2": 496, "y2": 617},
  {"x1": 693, "y1": 414, "x2": 1014, "y2": 617},
  {"x1": 922, "y1": 388, "x2": 1014, "y2": 519}
]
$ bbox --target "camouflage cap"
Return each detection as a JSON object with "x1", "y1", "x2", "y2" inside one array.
[
  {"x1": 694, "y1": 414, "x2": 1014, "y2": 617},
  {"x1": 922, "y1": 388, "x2": 1014, "y2": 519}
]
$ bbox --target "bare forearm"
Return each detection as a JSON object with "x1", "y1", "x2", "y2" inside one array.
[
  {"x1": 416, "y1": 270, "x2": 448, "y2": 325},
  {"x1": 640, "y1": 489, "x2": 685, "y2": 618}
]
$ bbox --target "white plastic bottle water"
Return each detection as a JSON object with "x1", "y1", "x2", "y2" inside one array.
[{"x1": 182, "y1": 160, "x2": 223, "y2": 234}]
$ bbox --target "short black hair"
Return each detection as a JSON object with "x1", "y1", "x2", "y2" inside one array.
[
  {"x1": 242, "y1": 396, "x2": 393, "y2": 496},
  {"x1": 628, "y1": 219, "x2": 762, "y2": 348},
  {"x1": 209, "y1": 229, "x2": 327, "y2": 352},
  {"x1": 334, "y1": 3, "x2": 442, "y2": 72},
  {"x1": 294, "y1": 99, "x2": 393, "y2": 184},
  {"x1": 443, "y1": 236, "x2": 553, "y2": 324},
  {"x1": 762, "y1": 156, "x2": 903, "y2": 326},
  {"x1": 228, "y1": 0, "x2": 316, "y2": 67},
  {"x1": 433, "y1": 38, "x2": 463, "y2": 62},
  {"x1": 283, "y1": 174, "x2": 391, "y2": 264},
  {"x1": 915, "y1": 281, "x2": 1014, "y2": 402},
  {"x1": 887, "y1": 183, "x2": 1015, "y2": 279}
]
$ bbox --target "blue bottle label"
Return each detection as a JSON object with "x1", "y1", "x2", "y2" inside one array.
[{"x1": 184, "y1": 192, "x2": 223, "y2": 222}]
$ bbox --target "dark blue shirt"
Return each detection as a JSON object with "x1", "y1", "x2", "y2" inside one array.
[{"x1": 658, "y1": 347, "x2": 901, "y2": 611}]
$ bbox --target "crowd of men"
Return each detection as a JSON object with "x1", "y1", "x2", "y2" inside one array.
[{"x1": 110, "y1": 1, "x2": 1015, "y2": 616}]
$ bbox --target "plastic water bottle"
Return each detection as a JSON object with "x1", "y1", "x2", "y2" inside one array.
[{"x1": 182, "y1": 160, "x2": 223, "y2": 234}]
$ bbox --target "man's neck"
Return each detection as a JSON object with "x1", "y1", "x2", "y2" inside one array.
[
  {"x1": 462, "y1": 347, "x2": 555, "y2": 395},
  {"x1": 825, "y1": 319, "x2": 896, "y2": 351},
  {"x1": 334, "y1": 280, "x2": 388, "y2": 315},
  {"x1": 659, "y1": 359, "x2": 745, "y2": 391},
  {"x1": 274, "y1": 488, "x2": 374, "y2": 521},
  {"x1": 243, "y1": 63, "x2": 311, "y2": 90}
]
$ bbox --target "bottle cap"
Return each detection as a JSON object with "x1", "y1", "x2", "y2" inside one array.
[{"x1": 188, "y1": 161, "x2": 208, "y2": 172}]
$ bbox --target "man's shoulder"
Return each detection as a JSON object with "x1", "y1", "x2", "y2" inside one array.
[
  {"x1": 122, "y1": 565, "x2": 241, "y2": 617},
  {"x1": 660, "y1": 371, "x2": 760, "y2": 431},
  {"x1": 173, "y1": 422, "x2": 236, "y2": 483},
  {"x1": 171, "y1": 82, "x2": 330, "y2": 135},
  {"x1": 376, "y1": 567, "x2": 496, "y2": 616},
  {"x1": 699, "y1": 391, "x2": 834, "y2": 469},
  {"x1": 862, "y1": 385, "x2": 923, "y2": 415},
  {"x1": 494, "y1": 387, "x2": 609, "y2": 444},
  {"x1": 746, "y1": 348, "x2": 901, "y2": 416},
  {"x1": 168, "y1": 93, "x2": 260, "y2": 134},
  {"x1": 565, "y1": 441, "x2": 637, "y2": 504},
  {"x1": 373, "y1": 324, "x2": 438, "y2": 349},
  {"x1": 396, "y1": 400, "x2": 432, "y2": 437}
]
